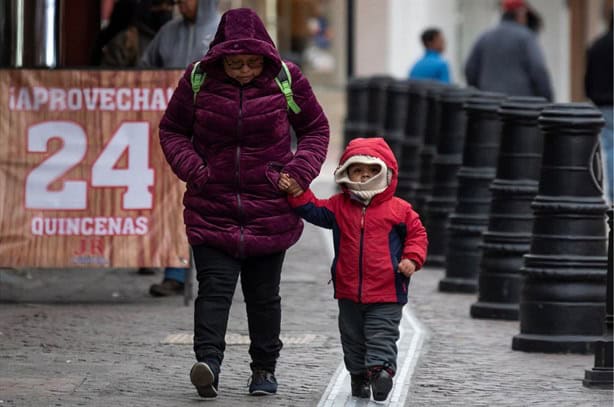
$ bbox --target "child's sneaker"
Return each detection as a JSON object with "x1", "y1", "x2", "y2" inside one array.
[
  {"x1": 350, "y1": 373, "x2": 371, "y2": 398},
  {"x1": 248, "y1": 369, "x2": 277, "y2": 395},
  {"x1": 190, "y1": 362, "x2": 218, "y2": 398},
  {"x1": 369, "y1": 366, "x2": 394, "y2": 402}
]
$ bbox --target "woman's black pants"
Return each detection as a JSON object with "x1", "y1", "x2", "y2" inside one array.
[{"x1": 192, "y1": 244, "x2": 285, "y2": 373}]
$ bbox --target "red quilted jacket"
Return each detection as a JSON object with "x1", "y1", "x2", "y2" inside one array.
[
  {"x1": 288, "y1": 138, "x2": 428, "y2": 304},
  {"x1": 159, "y1": 8, "x2": 329, "y2": 258}
]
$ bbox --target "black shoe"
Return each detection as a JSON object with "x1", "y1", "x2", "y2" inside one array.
[
  {"x1": 190, "y1": 362, "x2": 218, "y2": 398},
  {"x1": 370, "y1": 366, "x2": 394, "y2": 402},
  {"x1": 248, "y1": 369, "x2": 277, "y2": 395},
  {"x1": 350, "y1": 373, "x2": 371, "y2": 399},
  {"x1": 149, "y1": 279, "x2": 184, "y2": 297},
  {"x1": 137, "y1": 267, "x2": 157, "y2": 275}
]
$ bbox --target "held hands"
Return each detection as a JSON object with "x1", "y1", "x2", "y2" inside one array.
[
  {"x1": 398, "y1": 259, "x2": 417, "y2": 277},
  {"x1": 278, "y1": 172, "x2": 304, "y2": 197}
]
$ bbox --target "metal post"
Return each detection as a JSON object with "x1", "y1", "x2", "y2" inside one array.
[
  {"x1": 583, "y1": 207, "x2": 613, "y2": 387},
  {"x1": 426, "y1": 87, "x2": 472, "y2": 267},
  {"x1": 471, "y1": 96, "x2": 548, "y2": 320},
  {"x1": 440, "y1": 91, "x2": 506, "y2": 293},
  {"x1": 512, "y1": 103, "x2": 608, "y2": 353}
]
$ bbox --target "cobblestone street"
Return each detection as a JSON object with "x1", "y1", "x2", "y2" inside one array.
[
  {"x1": 1, "y1": 88, "x2": 612, "y2": 406},
  {"x1": 1, "y1": 199, "x2": 612, "y2": 406}
]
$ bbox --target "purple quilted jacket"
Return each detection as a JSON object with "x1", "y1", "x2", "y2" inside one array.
[{"x1": 159, "y1": 8, "x2": 330, "y2": 258}]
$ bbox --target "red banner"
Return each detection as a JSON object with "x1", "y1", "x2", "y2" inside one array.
[{"x1": 0, "y1": 69, "x2": 190, "y2": 268}]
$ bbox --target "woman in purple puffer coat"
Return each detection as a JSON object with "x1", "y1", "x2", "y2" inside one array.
[{"x1": 158, "y1": 7, "x2": 329, "y2": 399}]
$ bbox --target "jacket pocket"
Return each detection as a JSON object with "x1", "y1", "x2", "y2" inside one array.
[
  {"x1": 265, "y1": 161, "x2": 285, "y2": 194},
  {"x1": 187, "y1": 164, "x2": 210, "y2": 194}
]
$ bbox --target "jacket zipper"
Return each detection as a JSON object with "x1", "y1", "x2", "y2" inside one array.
[
  {"x1": 358, "y1": 206, "x2": 366, "y2": 302},
  {"x1": 236, "y1": 86, "x2": 244, "y2": 257}
]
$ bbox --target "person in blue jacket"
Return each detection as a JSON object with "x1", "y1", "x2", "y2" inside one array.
[{"x1": 408, "y1": 28, "x2": 451, "y2": 83}]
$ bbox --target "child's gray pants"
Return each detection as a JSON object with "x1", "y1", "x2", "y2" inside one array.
[{"x1": 337, "y1": 299, "x2": 403, "y2": 375}]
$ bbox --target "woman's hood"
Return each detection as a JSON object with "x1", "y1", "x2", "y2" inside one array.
[{"x1": 200, "y1": 8, "x2": 281, "y2": 82}]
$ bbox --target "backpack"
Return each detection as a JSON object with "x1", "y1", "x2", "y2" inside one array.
[{"x1": 190, "y1": 60, "x2": 301, "y2": 114}]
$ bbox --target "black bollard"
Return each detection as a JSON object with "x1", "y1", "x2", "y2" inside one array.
[
  {"x1": 365, "y1": 75, "x2": 394, "y2": 138},
  {"x1": 440, "y1": 92, "x2": 506, "y2": 293},
  {"x1": 471, "y1": 97, "x2": 549, "y2": 320},
  {"x1": 382, "y1": 80, "x2": 410, "y2": 161},
  {"x1": 397, "y1": 80, "x2": 428, "y2": 203},
  {"x1": 343, "y1": 77, "x2": 370, "y2": 146},
  {"x1": 413, "y1": 82, "x2": 448, "y2": 215},
  {"x1": 583, "y1": 207, "x2": 613, "y2": 387},
  {"x1": 512, "y1": 103, "x2": 608, "y2": 353},
  {"x1": 425, "y1": 86, "x2": 472, "y2": 267}
]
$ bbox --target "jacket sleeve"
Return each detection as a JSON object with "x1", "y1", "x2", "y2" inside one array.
[
  {"x1": 525, "y1": 36, "x2": 553, "y2": 101},
  {"x1": 283, "y1": 62, "x2": 330, "y2": 190},
  {"x1": 288, "y1": 189, "x2": 336, "y2": 229},
  {"x1": 139, "y1": 30, "x2": 163, "y2": 68},
  {"x1": 158, "y1": 63, "x2": 206, "y2": 183},
  {"x1": 402, "y1": 205, "x2": 428, "y2": 270},
  {"x1": 440, "y1": 61, "x2": 451, "y2": 84},
  {"x1": 464, "y1": 38, "x2": 482, "y2": 87}
]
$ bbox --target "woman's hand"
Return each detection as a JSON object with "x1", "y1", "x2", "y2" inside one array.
[{"x1": 398, "y1": 259, "x2": 417, "y2": 277}]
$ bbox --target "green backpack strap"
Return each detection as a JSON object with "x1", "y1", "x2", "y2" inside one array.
[
  {"x1": 190, "y1": 61, "x2": 206, "y2": 104},
  {"x1": 191, "y1": 60, "x2": 301, "y2": 114},
  {"x1": 275, "y1": 61, "x2": 302, "y2": 114}
]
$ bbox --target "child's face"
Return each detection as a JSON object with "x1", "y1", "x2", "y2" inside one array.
[
  {"x1": 347, "y1": 163, "x2": 381, "y2": 183},
  {"x1": 223, "y1": 54, "x2": 264, "y2": 85}
]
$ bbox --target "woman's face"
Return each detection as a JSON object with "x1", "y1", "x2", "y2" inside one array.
[{"x1": 223, "y1": 54, "x2": 264, "y2": 85}]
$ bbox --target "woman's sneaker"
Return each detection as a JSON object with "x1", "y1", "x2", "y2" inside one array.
[
  {"x1": 369, "y1": 366, "x2": 394, "y2": 402},
  {"x1": 190, "y1": 362, "x2": 218, "y2": 398},
  {"x1": 350, "y1": 373, "x2": 371, "y2": 398},
  {"x1": 248, "y1": 369, "x2": 277, "y2": 395}
]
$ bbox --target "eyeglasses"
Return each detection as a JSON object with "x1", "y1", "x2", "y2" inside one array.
[{"x1": 224, "y1": 57, "x2": 264, "y2": 70}]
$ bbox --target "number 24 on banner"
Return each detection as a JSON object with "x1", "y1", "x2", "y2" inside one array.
[{"x1": 25, "y1": 121, "x2": 154, "y2": 210}]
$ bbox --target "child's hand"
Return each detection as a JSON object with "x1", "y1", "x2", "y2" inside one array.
[
  {"x1": 278, "y1": 173, "x2": 291, "y2": 191},
  {"x1": 398, "y1": 259, "x2": 417, "y2": 277},
  {"x1": 278, "y1": 173, "x2": 304, "y2": 197}
]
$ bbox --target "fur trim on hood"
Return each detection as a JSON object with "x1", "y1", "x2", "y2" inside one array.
[
  {"x1": 334, "y1": 155, "x2": 391, "y2": 204},
  {"x1": 335, "y1": 137, "x2": 399, "y2": 206}
]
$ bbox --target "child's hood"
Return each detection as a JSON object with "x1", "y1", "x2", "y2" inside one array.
[{"x1": 336, "y1": 137, "x2": 399, "y2": 203}]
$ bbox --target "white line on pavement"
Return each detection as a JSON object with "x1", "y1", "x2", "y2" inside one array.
[{"x1": 315, "y1": 227, "x2": 427, "y2": 407}]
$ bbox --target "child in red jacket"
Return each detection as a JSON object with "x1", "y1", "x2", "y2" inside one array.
[{"x1": 279, "y1": 137, "x2": 428, "y2": 402}]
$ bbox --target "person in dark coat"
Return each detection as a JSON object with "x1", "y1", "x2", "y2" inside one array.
[
  {"x1": 158, "y1": 8, "x2": 329, "y2": 398},
  {"x1": 91, "y1": 0, "x2": 174, "y2": 67},
  {"x1": 585, "y1": 11, "x2": 613, "y2": 203},
  {"x1": 464, "y1": 0, "x2": 553, "y2": 101},
  {"x1": 280, "y1": 137, "x2": 428, "y2": 402}
]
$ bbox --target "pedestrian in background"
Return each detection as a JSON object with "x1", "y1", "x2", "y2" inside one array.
[
  {"x1": 464, "y1": 0, "x2": 553, "y2": 101},
  {"x1": 140, "y1": 0, "x2": 220, "y2": 68},
  {"x1": 91, "y1": 0, "x2": 174, "y2": 67},
  {"x1": 408, "y1": 27, "x2": 451, "y2": 83},
  {"x1": 141, "y1": 0, "x2": 221, "y2": 297},
  {"x1": 158, "y1": 7, "x2": 329, "y2": 398},
  {"x1": 585, "y1": 9, "x2": 613, "y2": 204},
  {"x1": 279, "y1": 137, "x2": 427, "y2": 403}
]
